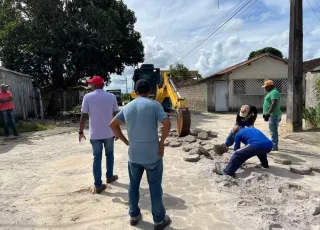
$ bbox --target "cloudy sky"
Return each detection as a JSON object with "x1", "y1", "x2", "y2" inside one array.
[{"x1": 107, "y1": 0, "x2": 320, "y2": 92}]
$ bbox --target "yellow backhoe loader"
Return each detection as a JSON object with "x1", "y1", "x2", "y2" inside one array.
[{"x1": 130, "y1": 64, "x2": 191, "y2": 137}]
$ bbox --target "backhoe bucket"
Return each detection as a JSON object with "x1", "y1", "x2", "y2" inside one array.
[{"x1": 176, "y1": 108, "x2": 191, "y2": 137}]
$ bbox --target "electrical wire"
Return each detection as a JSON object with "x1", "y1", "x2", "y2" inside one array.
[
  {"x1": 170, "y1": 0, "x2": 228, "y2": 57},
  {"x1": 306, "y1": 0, "x2": 320, "y2": 21},
  {"x1": 180, "y1": 0, "x2": 261, "y2": 63},
  {"x1": 177, "y1": 0, "x2": 253, "y2": 62},
  {"x1": 173, "y1": 0, "x2": 244, "y2": 60},
  {"x1": 152, "y1": 1, "x2": 164, "y2": 30},
  {"x1": 159, "y1": 0, "x2": 188, "y2": 40},
  {"x1": 156, "y1": 0, "x2": 175, "y2": 38}
]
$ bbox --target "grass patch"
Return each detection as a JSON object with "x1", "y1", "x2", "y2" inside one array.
[{"x1": 0, "y1": 121, "x2": 56, "y2": 136}]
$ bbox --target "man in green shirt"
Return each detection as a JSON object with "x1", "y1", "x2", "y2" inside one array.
[{"x1": 262, "y1": 80, "x2": 282, "y2": 151}]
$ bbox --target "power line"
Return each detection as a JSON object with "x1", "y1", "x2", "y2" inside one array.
[
  {"x1": 173, "y1": 0, "x2": 244, "y2": 60},
  {"x1": 177, "y1": 0, "x2": 253, "y2": 62},
  {"x1": 181, "y1": 0, "x2": 261, "y2": 63},
  {"x1": 160, "y1": 0, "x2": 188, "y2": 40},
  {"x1": 156, "y1": 0, "x2": 175, "y2": 38},
  {"x1": 170, "y1": 0, "x2": 228, "y2": 57},
  {"x1": 152, "y1": 2, "x2": 164, "y2": 30},
  {"x1": 306, "y1": 0, "x2": 320, "y2": 21}
]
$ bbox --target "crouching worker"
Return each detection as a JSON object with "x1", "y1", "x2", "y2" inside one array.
[
  {"x1": 225, "y1": 105, "x2": 257, "y2": 147},
  {"x1": 216, "y1": 126, "x2": 273, "y2": 177},
  {"x1": 214, "y1": 105, "x2": 258, "y2": 155}
]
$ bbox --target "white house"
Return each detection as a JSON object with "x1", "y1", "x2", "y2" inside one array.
[{"x1": 178, "y1": 53, "x2": 288, "y2": 112}]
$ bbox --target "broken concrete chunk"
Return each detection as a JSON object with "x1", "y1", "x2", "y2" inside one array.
[
  {"x1": 290, "y1": 165, "x2": 312, "y2": 175},
  {"x1": 214, "y1": 144, "x2": 229, "y2": 155},
  {"x1": 269, "y1": 223, "x2": 284, "y2": 230},
  {"x1": 164, "y1": 140, "x2": 170, "y2": 147},
  {"x1": 169, "y1": 141, "x2": 182, "y2": 148},
  {"x1": 184, "y1": 135, "x2": 197, "y2": 143},
  {"x1": 310, "y1": 165, "x2": 320, "y2": 173},
  {"x1": 189, "y1": 148, "x2": 202, "y2": 155},
  {"x1": 203, "y1": 144, "x2": 215, "y2": 152},
  {"x1": 198, "y1": 146, "x2": 210, "y2": 157},
  {"x1": 208, "y1": 131, "x2": 218, "y2": 138},
  {"x1": 183, "y1": 153, "x2": 200, "y2": 162},
  {"x1": 189, "y1": 129, "x2": 201, "y2": 136},
  {"x1": 273, "y1": 158, "x2": 292, "y2": 165},
  {"x1": 182, "y1": 144, "x2": 195, "y2": 152},
  {"x1": 198, "y1": 132, "x2": 209, "y2": 140}
]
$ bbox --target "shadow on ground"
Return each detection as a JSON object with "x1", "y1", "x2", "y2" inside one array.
[
  {"x1": 237, "y1": 165, "x2": 304, "y2": 180},
  {"x1": 104, "y1": 182, "x2": 187, "y2": 211}
]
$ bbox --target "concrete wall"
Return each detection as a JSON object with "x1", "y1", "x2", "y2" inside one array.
[
  {"x1": 305, "y1": 71, "x2": 320, "y2": 108},
  {"x1": 0, "y1": 67, "x2": 38, "y2": 119},
  {"x1": 178, "y1": 83, "x2": 207, "y2": 111}
]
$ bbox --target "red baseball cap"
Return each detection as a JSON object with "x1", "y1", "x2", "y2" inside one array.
[{"x1": 87, "y1": 76, "x2": 104, "y2": 86}]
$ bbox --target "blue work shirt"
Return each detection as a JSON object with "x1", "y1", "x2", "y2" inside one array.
[
  {"x1": 115, "y1": 97, "x2": 168, "y2": 165},
  {"x1": 234, "y1": 127, "x2": 273, "y2": 151}
]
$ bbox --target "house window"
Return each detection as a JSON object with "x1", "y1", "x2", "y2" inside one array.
[
  {"x1": 269, "y1": 78, "x2": 287, "y2": 94},
  {"x1": 233, "y1": 79, "x2": 265, "y2": 95}
]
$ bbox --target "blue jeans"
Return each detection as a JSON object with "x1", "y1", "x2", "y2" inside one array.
[
  {"x1": 1, "y1": 109, "x2": 17, "y2": 136},
  {"x1": 128, "y1": 159, "x2": 165, "y2": 223},
  {"x1": 224, "y1": 145, "x2": 271, "y2": 175},
  {"x1": 225, "y1": 121, "x2": 252, "y2": 147},
  {"x1": 269, "y1": 115, "x2": 281, "y2": 148},
  {"x1": 90, "y1": 137, "x2": 115, "y2": 188}
]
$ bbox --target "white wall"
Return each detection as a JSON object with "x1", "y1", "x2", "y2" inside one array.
[
  {"x1": 228, "y1": 57, "x2": 288, "y2": 80},
  {"x1": 305, "y1": 71, "x2": 320, "y2": 109},
  {"x1": 228, "y1": 57, "x2": 288, "y2": 111}
]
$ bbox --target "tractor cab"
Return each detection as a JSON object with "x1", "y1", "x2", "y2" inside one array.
[{"x1": 132, "y1": 64, "x2": 160, "y2": 96}]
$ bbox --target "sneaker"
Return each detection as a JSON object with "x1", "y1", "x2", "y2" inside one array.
[
  {"x1": 154, "y1": 215, "x2": 172, "y2": 230},
  {"x1": 107, "y1": 175, "x2": 119, "y2": 184},
  {"x1": 130, "y1": 213, "x2": 141, "y2": 226},
  {"x1": 91, "y1": 184, "x2": 107, "y2": 194}
]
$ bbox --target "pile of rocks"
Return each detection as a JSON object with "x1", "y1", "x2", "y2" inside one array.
[{"x1": 159, "y1": 128, "x2": 229, "y2": 163}]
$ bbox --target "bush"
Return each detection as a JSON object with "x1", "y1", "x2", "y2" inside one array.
[
  {"x1": 303, "y1": 79, "x2": 320, "y2": 128},
  {"x1": 303, "y1": 106, "x2": 320, "y2": 128}
]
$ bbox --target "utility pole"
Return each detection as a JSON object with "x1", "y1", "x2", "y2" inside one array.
[{"x1": 286, "y1": 0, "x2": 303, "y2": 132}]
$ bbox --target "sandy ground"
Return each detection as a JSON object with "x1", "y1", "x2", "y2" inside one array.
[{"x1": 0, "y1": 113, "x2": 320, "y2": 230}]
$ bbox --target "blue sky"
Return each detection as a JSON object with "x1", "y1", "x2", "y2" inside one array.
[{"x1": 107, "y1": 0, "x2": 320, "y2": 92}]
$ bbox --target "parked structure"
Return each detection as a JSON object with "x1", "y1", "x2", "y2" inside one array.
[
  {"x1": 178, "y1": 53, "x2": 288, "y2": 112},
  {"x1": 0, "y1": 67, "x2": 38, "y2": 119}
]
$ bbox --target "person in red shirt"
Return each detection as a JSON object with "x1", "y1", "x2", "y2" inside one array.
[{"x1": 0, "y1": 84, "x2": 18, "y2": 136}]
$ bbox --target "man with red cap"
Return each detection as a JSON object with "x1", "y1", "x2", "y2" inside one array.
[{"x1": 79, "y1": 76, "x2": 119, "y2": 194}]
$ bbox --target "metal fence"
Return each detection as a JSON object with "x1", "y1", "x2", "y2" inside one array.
[{"x1": 233, "y1": 78, "x2": 287, "y2": 96}]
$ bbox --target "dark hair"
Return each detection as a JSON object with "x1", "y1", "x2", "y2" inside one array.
[{"x1": 135, "y1": 79, "x2": 151, "y2": 94}]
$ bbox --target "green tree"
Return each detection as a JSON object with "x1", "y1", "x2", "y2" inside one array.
[
  {"x1": 168, "y1": 63, "x2": 192, "y2": 82},
  {"x1": 248, "y1": 47, "x2": 283, "y2": 60},
  {"x1": 0, "y1": 0, "x2": 144, "y2": 114}
]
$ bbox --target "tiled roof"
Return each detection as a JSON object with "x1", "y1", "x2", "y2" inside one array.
[
  {"x1": 303, "y1": 58, "x2": 320, "y2": 72},
  {"x1": 200, "y1": 53, "x2": 287, "y2": 83}
]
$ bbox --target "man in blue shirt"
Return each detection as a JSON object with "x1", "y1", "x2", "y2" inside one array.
[
  {"x1": 216, "y1": 126, "x2": 273, "y2": 177},
  {"x1": 110, "y1": 79, "x2": 172, "y2": 230}
]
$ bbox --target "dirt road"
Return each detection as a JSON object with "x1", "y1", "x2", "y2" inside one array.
[{"x1": 0, "y1": 113, "x2": 319, "y2": 230}]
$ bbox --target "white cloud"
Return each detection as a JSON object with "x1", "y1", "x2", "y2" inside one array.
[
  {"x1": 311, "y1": 27, "x2": 320, "y2": 36},
  {"x1": 107, "y1": 0, "x2": 320, "y2": 87},
  {"x1": 260, "y1": 12, "x2": 276, "y2": 21}
]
